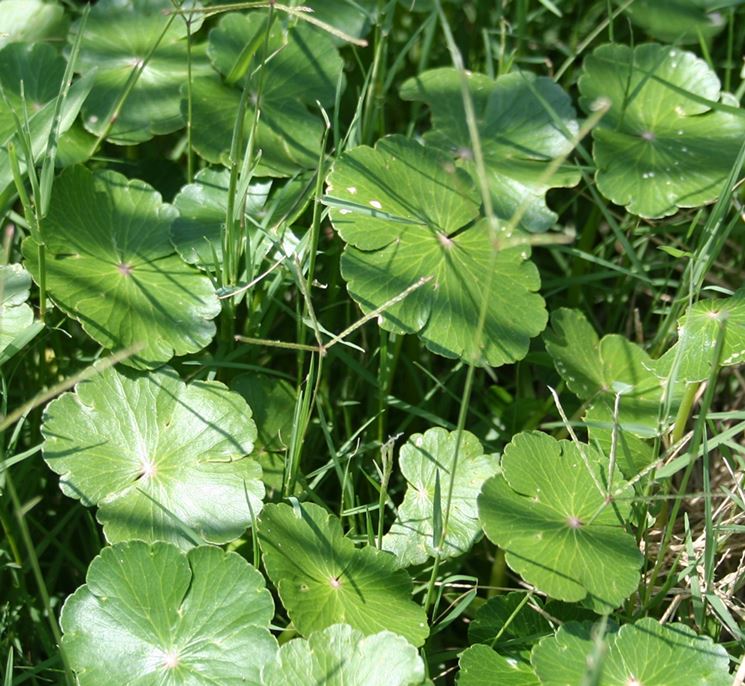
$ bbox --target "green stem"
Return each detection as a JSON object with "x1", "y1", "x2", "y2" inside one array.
[{"x1": 671, "y1": 382, "x2": 699, "y2": 446}]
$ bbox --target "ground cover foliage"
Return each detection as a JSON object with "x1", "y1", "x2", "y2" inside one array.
[{"x1": 1, "y1": 0, "x2": 745, "y2": 683}]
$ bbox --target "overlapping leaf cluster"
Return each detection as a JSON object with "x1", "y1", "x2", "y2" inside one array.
[{"x1": 0, "y1": 0, "x2": 742, "y2": 683}]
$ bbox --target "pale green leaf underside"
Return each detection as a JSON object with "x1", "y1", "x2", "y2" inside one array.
[
  {"x1": 261, "y1": 624, "x2": 426, "y2": 686},
  {"x1": 328, "y1": 135, "x2": 547, "y2": 367},
  {"x1": 383, "y1": 427, "x2": 498, "y2": 567},
  {"x1": 258, "y1": 502, "x2": 429, "y2": 646},
  {"x1": 579, "y1": 42, "x2": 745, "y2": 218},
  {"x1": 73, "y1": 0, "x2": 211, "y2": 144},
  {"x1": 478, "y1": 431, "x2": 641, "y2": 614},
  {"x1": 42, "y1": 365, "x2": 263, "y2": 548},
  {"x1": 61, "y1": 541, "x2": 277, "y2": 686},
  {"x1": 22, "y1": 165, "x2": 220, "y2": 369},
  {"x1": 400, "y1": 68, "x2": 580, "y2": 233},
  {"x1": 531, "y1": 618, "x2": 731, "y2": 686},
  {"x1": 457, "y1": 645, "x2": 539, "y2": 686}
]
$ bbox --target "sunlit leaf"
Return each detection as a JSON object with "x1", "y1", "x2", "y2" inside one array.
[
  {"x1": 62, "y1": 541, "x2": 277, "y2": 685},
  {"x1": 383, "y1": 427, "x2": 498, "y2": 567},
  {"x1": 478, "y1": 431, "x2": 642, "y2": 614},
  {"x1": 327, "y1": 135, "x2": 547, "y2": 367},
  {"x1": 22, "y1": 166, "x2": 220, "y2": 369},
  {"x1": 42, "y1": 365, "x2": 262, "y2": 547},
  {"x1": 261, "y1": 624, "x2": 426, "y2": 686},
  {"x1": 258, "y1": 502, "x2": 429, "y2": 645},
  {"x1": 579, "y1": 43, "x2": 745, "y2": 218}
]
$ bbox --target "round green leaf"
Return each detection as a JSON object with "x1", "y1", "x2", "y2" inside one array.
[
  {"x1": 622, "y1": 0, "x2": 730, "y2": 44},
  {"x1": 327, "y1": 135, "x2": 547, "y2": 367},
  {"x1": 188, "y1": 12, "x2": 343, "y2": 176},
  {"x1": 0, "y1": 264, "x2": 35, "y2": 357},
  {"x1": 22, "y1": 166, "x2": 220, "y2": 369},
  {"x1": 261, "y1": 624, "x2": 426, "y2": 686},
  {"x1": 0, "y1": 0, "x2": 66, "y2": 50},
  {"x1": 457, "y1": 645, "x2": 539, "y2": 686},
  {"x1": 653, "y1": 287, "x2": 745, "y2": 382},
  {"x1": 478, "y1": 431, "x2": 642, "y2": 614},
  {"x1": 382, "y1": 428, "x2": 498, "y2": 567},
  {"x1": 41, "y1": 365, "x2": 263, "y2": 547},
  {"x1": 579, "y1": 43, "x2": 745, "y2": 218},
  {"x1": 531, "y1": 618, "x2": 731, "y2": 685},
  {"x1": 400, "y1": 68, "x2": 580, "y2": 233},
  {"x1": 73, "y1": 0, "x2": 211, "y2": 144},
  {"x1": 258, "y1": 502, "x2": 429, "y2": 646},
  {"x1": 61, "y1": 541, "x2": 277, "y2": 685}
]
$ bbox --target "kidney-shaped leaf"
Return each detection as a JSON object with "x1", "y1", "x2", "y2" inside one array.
[
  {"x1": 258, "y1": 502, "x2": 429, "y2": 646},
  {"x1": 22, "y1": 166, "x2": 220, "y2": 369},
  {"x1": 261, "y1": 624, "x2": 426, "y2": 686},
  {"x1": 382, "y1": 427, "x2": 498, "y2": 567},
  {"x1": 531, "y1": 618, "x2": 731, "y2": 686},
  {"x1": 61, "y1": 541, "x2": 277, "y2": 686},
  {"x1": 72, "y1": 0, "x2": 211, "y2": 144},
  {"x1": 188, "y1": 12, "x2": 343, "y2": 176},
  {"x1": 326, "y1": 135, "x2": 547, "y2": 367},
  {"x1": 653, "y1": 287, "x2": 745, "y2": 383},
  {"x1": 579, "y1": 43, "x2": 745, "y2": 218},
  {"x1": 400, "y1": 68, "x2": 580, "y2": 233},
  {"x1": 478, "y1": 431, "x2": 642, "y2": 614},
  {"x1": 41, "y1": 365, "x2": 263, "y2": 548}
]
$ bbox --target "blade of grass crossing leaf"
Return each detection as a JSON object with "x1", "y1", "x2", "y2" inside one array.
[
  {"x1": 422, "y1": 0, "x2": 495, "y2": 614},
  {"x1": 39, "y1": 6, "x2": 89, "y2": 216},
  {"x1": 646, "y1": 317, "x2": 728, "y2": 604},
  {"x1": 652, "y1": 138, "x2": 745, "y2": 355},
  {"x1": 90, "y1": 9, "x2": 179, "y2": 153}
]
